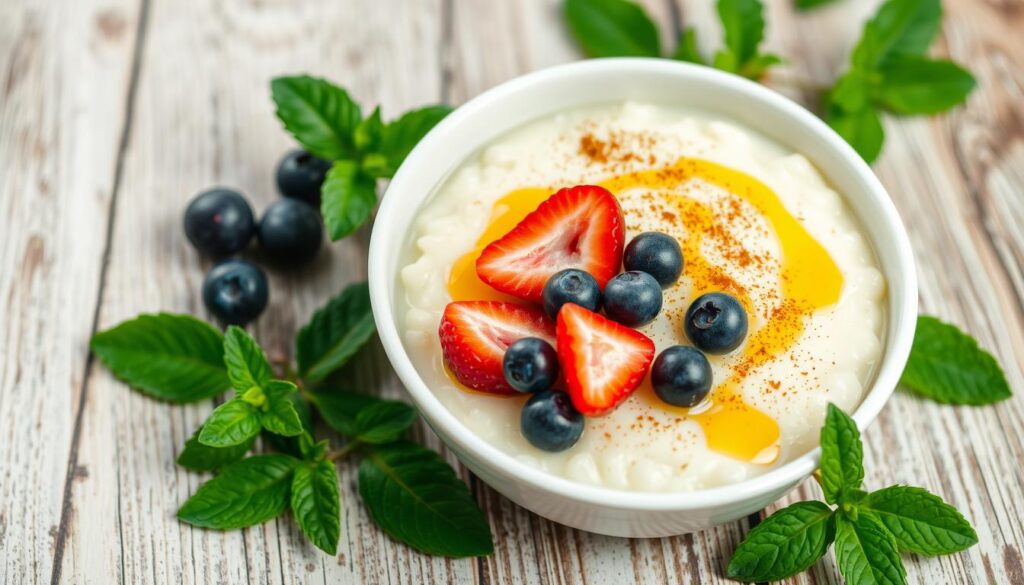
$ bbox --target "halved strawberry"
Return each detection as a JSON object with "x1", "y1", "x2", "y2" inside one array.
[
  {"x1": 439, "y1": 301, "x2": 556, "y2": 395},
  {"x1": 476, "y1": 185, "x2": 625, "y2": 303},
  {"x1": 556, "y1": 303, "x2": 655, "y2": 415}
]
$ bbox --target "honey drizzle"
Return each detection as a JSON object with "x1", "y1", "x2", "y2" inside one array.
[{"x1": 446, "y1": 158, "x2": 844, "y2": 464}]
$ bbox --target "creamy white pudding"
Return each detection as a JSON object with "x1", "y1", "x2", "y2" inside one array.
[{"x1": 398, "y1": 102, "x2": 885, "y2": 491}]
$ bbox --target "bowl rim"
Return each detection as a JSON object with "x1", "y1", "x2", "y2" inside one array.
[{"x1": 368, "y1": 58, "x2": 918, "y2": 511}]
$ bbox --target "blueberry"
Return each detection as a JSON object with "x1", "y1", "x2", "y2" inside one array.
[
  {"x1": 257, "y1": 198, "x2": 323, "y2": 265},
  {"x1": 276, "y1": 149, "x2": 331, "y2": 206},
  {"x1": 183, "y1": 188, "x2": 255, "y2": 257},
  {"x1": 520, "y1": 391, "x2": 584, "y2": 452},
  {"x1": 542, "y1": 269, "x2": 601, "y2": 319},
  {"x1": 623, "y1": 232, "x2": 683, "y2": 288},
  {"x1": 602, "y1": 271, "x2": 662, "y2": 327},
  {"x1": 651, "y1": 346, "x2": 713, "y2": 407},
  {"x1": 684, "y1": 292, "x2": 748, "y2": 354},
  {"x1": 503, "y1": 337, "x2": 559, "y2": 393},
  {"x1": 202, "y1": 259, "x2": 269, "y2": 326}
]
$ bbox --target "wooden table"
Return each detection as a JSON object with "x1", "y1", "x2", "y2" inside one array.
[{"x1": 1, "y1": 0, "x2": 1021, "y2": 582}]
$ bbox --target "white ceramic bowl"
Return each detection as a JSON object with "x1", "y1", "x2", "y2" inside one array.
[{"x1": 368, "y1": 58, "x2": 917, "y2": 538}]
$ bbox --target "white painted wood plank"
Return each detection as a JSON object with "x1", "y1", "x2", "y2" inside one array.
[{"x1": 0, "y1": 0, "x2": 141, "y2": 582}]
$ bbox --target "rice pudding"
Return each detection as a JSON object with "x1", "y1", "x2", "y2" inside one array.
[{"x1": 399, "y1": 102, "x2": 885, "y2": 492}]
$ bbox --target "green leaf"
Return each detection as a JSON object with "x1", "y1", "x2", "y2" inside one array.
[
  {"x1": 370, "y1": 105, "x2": 453, "y2": 178},
  {"x1": 672, "y1": 28, "x2": 705, "y2": 64},
  {"x1": 826, "y1": 104, "x2": 885, "y2": 163},
  {"x1": 296, "y1": 282, "x2": 376, "y2": 381},
  {"x1": 358, "y1": 441, "x2": 493, "y2": 557},
  {"x1": 260, "y1": 380, "x2": 304, "y2": 437},
  {"x1": 352, "y1": 400, "x2": 418, "y2": 444},
  {"x1": 291, "y1": 459, "x2": 341, "y2": 555},
  {"x1": 901, "y1": 316, "x2": 1011, "y2": 405},
  {"x1": 563, "y1": 0, "x2": 661, "y2": 58},
  {"x1": 819, "y1": 403, "x2": 864, "y2": 504},
  {"x1": 718, "y1": 0, "x2": 765, "y2": 66},
  {"x1": 834, "y1": 512, "x2": 907, "y2": 585},
  {"x1": 177, "y1": 424, "x2": 255, "y2": 471},
  {"x1": 271, "y1": 75, "x2": 362, "y2": 160},
  {"x1": 222, "y1": 326, "x2": 272, "y2": 393},
  {"x1": 178, "y1": 454, "x2": 299, "y2": 529},
  {"x1": 198, "y1": 398, "x2": 262, "y2": 447},
  {"x1": 263, "y1": 393, "x2": 315, "y2": 457},
  {"x1": 320, "y1": 159, "x2": 377, "y2": 240},
  {"x1": 740, "y1": 52, "x2": 783, "y2": 80},
  {"x1": 90, "y1": 313, "x2": 228, "y2": 402},
  {"x1": 861, "y1": 486, "x2": 978, "y2": 555},
  {"x1": 852, "y1": 0, "x2": 941, "y2": 69},
  {"x1": 354, "y1": 106, "x2": 383, "y2": 153},
  {"x1": 873, "y1": 55, "x2": 976, "y2": 115},
  {"x1": 309, "y1": 389, "x2": 379, "y2": 436},
  {"x1": 796, "y1": 0, "x2": 840, "y2": 10},
  {"x1": 727, "y1": 501, "x2": 836, "y2": 582}
]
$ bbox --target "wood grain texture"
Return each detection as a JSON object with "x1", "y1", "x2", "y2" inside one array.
[{"x1": 0, "y1": 0, "x2": 1021, "y2": 583}]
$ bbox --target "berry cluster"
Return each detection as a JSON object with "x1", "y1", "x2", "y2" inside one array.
[
  {"x1": 183, "y1": 150, "x2": 328, "y2": 325},
  {"x1": 439, "y1": 185, "x2": 749, "y2": 453}
]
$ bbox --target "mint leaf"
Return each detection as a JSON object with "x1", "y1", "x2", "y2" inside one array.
[
  {"x1": 672, "y1": 29, "x2": 705, "y2": 64},
  {"x1": 296, "y1": 282, "x2": 376, "y2": 381},
  {"x1": 834, "y1": 512, "x2": 907, "y2": 585},
  {"x1": 369, "y1": 105, "x2": 453, "y2": 178},
  {"x1": 177, "y1": 424, "x2": 255, "y2": 471},
  {"x1": 199, "y1": 398, "x2": 262, "y2": 447},
  {"x1": 873, "y1": 55, "x2": 976, "y2": 115},
  {"x1": 826, "y1": 104, "x2": 885, "y2": 163},
  {"x1": 852, "y1": 0, "x2": 940, "y2": 69},
  {"x1": 261, "y1": 380, "x2": 304, "y2": 437},
  {"x1": 223, "y1": 326, "x2": 272, "y2": 393},
  {"x1": 291, "y1": 459, "x2": 341, "y2": 555},
  {"x1": 900, "y1": 316, "x2": 1011, "y2": 405},
  {"x1": 796, "y1": 0, "x2": 839, "y2": 10},
  {"x1": 320, "y1": 159, "x2": 377, "y2": 240},
  {"x1": 91, "y1": 313, "x2": 228, "y2": 402},
  {"x1": 820, "y1": 403, "x2": 864, "y2": 504},
  {"x1": 861, "y1": 486, "x2": 978, "y2": 555},
  {"x1": 740, "y1": 53, "x2": 783, "y2": 80},
  {"x1": 358, "y1": 441, "x2": 493, "y2": 557},
  {"x1": 727, "y1": 501, "x2": 836, "y2": 582},
  {"x1": 563, "y1": 0, "x2": 661, "y2": 58},
  {"x1": 178, "y1": 454, "x2": 299, "y2": 529},
  {"x1": 263, "y1": 392, "x2": 315, "y2": 457},
  {"x1": 718, "y1": 0, "x2": 764, "y2": 67},
  {"x1": 352, "y1": 400, "x2": 417, "y2": 444},
  {"x1": 354, "y1": 106, "x2": 383, "y2": 153},
  {"x1": 309, "y1": 389, "x2": 378, "y2": 436},
  {"x1": 271, "y1": 76, "x2": 362, "y2": 161}
]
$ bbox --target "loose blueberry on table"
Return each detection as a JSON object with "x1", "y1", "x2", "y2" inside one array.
[
  {"x1": 684, "y1": 292, "x2": 748, "y2": 354},
  {"x1": 602, "y1": 270, "x2": 663, "y2": 327},
  {"x1": 623, "y1": 231, "x2": 684, "y2": 288},
  {"x1": 257, "y1": 198, "x2": 324, "y2": 265},
  {"x1": 276, "y1": 149, "x2": 331, "y2": 206},
  {"x1": 651, "y1": 345, "x2": 713, "y2": 407},
  {"x1": 542, "y1": 268, "x2": 601, "y2": 319},
  {"x1": 202, "y1": 259, "x2": 269, "y2": 326},
  {"x1": 502, "y1": 337, "x2": 560, "y2": 393},
  {"x1": 183, "y1": 187, "x2": 255, "y2": 257},
  {"x1": 520, "y1": 390, "x2": 584, "y2": 452}
]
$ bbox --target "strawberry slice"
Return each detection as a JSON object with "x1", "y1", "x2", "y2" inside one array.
[
  {"x1": 556, "y1": 303, "x2": 655, "y2": 415},
  {"x1": 476, "y1": 185, "x2": 625, "y2": 303},
  {"x1": 439, "y1": 301, "x2": 555, "y2": 395}
]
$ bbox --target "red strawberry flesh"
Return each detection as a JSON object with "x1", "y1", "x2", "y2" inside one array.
[
  {"x1": 556, "y1": 303, "x2": 655, "y2": 415},
  {"x1": 476, "y1": 185, "x2": 625, "y2": 303},
  {"x1": 439, "y1": 301, "x2": 555, "y2": 395}
]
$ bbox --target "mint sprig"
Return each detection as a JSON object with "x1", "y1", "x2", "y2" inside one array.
[
  {"x1": 899, "y1": 315, "x2": 1011, "y2": 405},
  {"x1": 563, "y1": 0, "x2": 780, "y2": 80},
  {"x1": 825, "y1": 0, "x2": 975, "y2": 162},
  {"x1": 92, "y1": 283, "x2": 493, "y2": 558},
  {"x1": 728, "y1": 404, "x2": 978, "y2": 583},
  {"x1": 272, "y1": 76, "x2": 452, "y2": 241}
]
